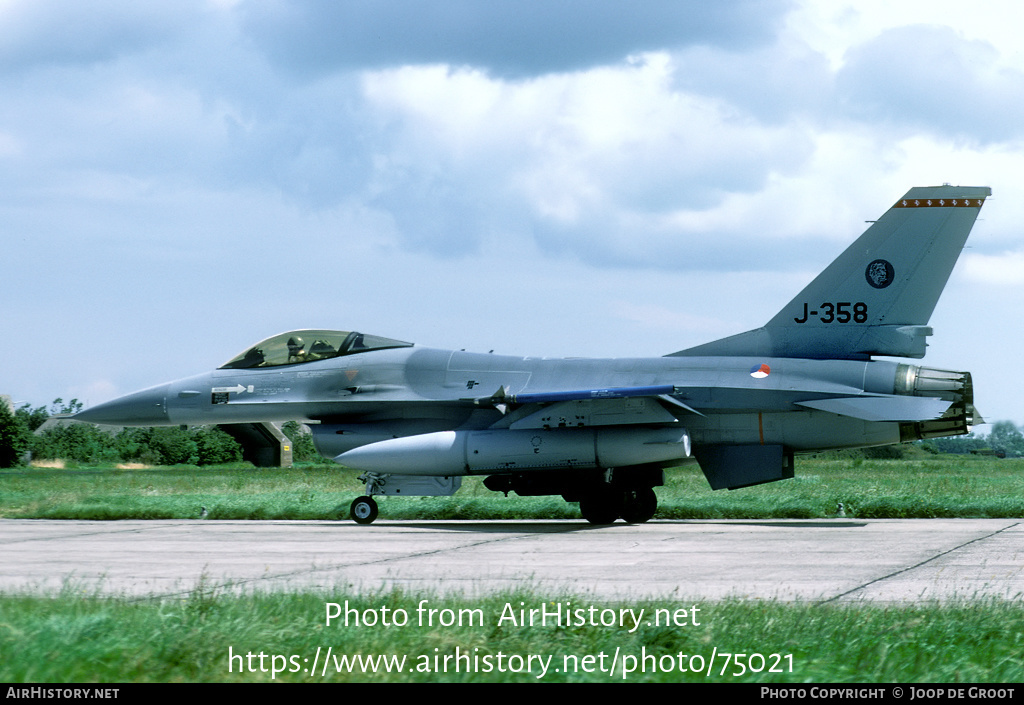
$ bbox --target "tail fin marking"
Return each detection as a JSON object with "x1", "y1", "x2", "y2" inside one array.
[{"x1": 670, "y1": 185, "x2": 990, "y2": 360}]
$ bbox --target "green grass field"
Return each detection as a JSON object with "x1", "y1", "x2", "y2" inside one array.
[
  {"x1": 2, "y1": 453, "x2": 1021, "y2": 683},
  {"x1": 2, "y1": 453, "x2": 1022, "y2": 521},
  {"x1": 1, "y1": 588, "x2": 1022, "y2": 682}
]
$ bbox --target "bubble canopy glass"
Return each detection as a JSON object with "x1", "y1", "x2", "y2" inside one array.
[{"x1": 219, "y1": 330, "x2": 413, "y2": 370}]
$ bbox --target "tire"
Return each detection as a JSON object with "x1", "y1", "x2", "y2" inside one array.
[
  {"x1": 620, "y1": 486, "x2": 657, "y2": 524},
  {"x1": 579, "y1": 485, "x2": 621, "y2": 525},
  {"x1": 350, "y1": 496, "x2": 379, "y2": 525}
]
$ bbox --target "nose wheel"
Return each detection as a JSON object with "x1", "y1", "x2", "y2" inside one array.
[{"x1": 350, "y1": 496, "x2": 379, "y2": 524}]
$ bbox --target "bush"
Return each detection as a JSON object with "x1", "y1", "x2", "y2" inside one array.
[
  {"x1": 0, "y1": 402, "x2": 31, "y2": 468},
  {"x1": 282, "y1": 421, "x2": 319, "y2": 462},
  {"x1": 32, "y1": 424, "x2": 244, "y2": 467},
  {"x1": 195, "y1": 427, "x2": 243, "y2": 465},
  {"x1": 146, "y1": 428, "x2": 200, "y2": 465},
  {"x1": 32, "y1": 423, "x2": 120, "y2": 464}
]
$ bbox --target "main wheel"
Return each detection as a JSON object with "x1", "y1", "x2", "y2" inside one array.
[
  {"x1": 579, "y1": 485, "x2": 621, "y2": 525},
  {"x1": 620, "y1": 486, "x2": 657, "y2": 524},
  {"x1": 350, "y1": 496, "x2": 379, "y2": 525}
]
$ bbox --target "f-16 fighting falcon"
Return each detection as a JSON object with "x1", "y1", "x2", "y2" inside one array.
[{"x1": 76, "y1": 185, "x2": 990, "y2": 524}]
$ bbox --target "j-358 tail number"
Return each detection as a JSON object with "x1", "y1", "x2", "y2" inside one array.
[{"x1": 794, "y1": 302, "x2": 868, "y2": 324}]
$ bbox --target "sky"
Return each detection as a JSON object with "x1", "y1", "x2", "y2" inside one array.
[{"x1": 2, "y1": 0, "x2": 1022, "y2": 429}]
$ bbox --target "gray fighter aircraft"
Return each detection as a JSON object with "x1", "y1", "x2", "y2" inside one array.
[{"x1": 76, "y1": 185, "x2": 990, "y2": 524}]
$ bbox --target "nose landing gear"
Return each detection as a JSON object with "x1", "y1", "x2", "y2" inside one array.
[{"x1": 350, "y1": 496, "x2": 379, "y2": 524}]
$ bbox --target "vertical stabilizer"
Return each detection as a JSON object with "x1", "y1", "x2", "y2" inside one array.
[{"x1": 670, "y1": 185, "x2": 990, "y2": 360}]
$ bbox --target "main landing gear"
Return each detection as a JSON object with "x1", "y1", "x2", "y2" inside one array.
[{"x1": 579, "y1": 485, "x2": 658, "y2": 525}]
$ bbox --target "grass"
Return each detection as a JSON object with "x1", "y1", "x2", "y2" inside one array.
[
  {"x1": 1, "y1": 454, "x2": 1022, "y2": 521},
  {"x1": 1, "y1": 586, "x2": 1021, "y2": 682},
  {"x1": 2, "y1": 453, "x2": 1021, "y2": 683}
]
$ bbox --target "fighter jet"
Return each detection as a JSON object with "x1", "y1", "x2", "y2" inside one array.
[{"x1": 76, "y1": 185, "x2": 989, "y2": 524}]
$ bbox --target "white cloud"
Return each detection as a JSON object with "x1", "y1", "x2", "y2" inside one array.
[
  {"x1": 359, "y1": 54, "x2": 818, "y2": 268},
  {"x1": 961, "y1": 251, "x2": 1024, "y2": 286},
  {"x1": 836, "y1": 25, "x2": 1024, "y2": 144},
  {"x1": 0, "y1": 0, "x2": 197, "y2": 70},
  {"x1": 788, "y1": 0, "x2": 1024, "y2": 73}
]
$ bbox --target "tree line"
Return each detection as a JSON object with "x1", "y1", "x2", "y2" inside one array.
[
  {"x1": 0, "y1": 399, "x2": 317, "y2": 468},
  {"x1": 923, "y1": 420, "x2": 1024, "y2": 458}
]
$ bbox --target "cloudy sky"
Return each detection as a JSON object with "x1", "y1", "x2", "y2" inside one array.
[{"x1": 3, "y1": 0, "x2": 1022, "y2": 428}]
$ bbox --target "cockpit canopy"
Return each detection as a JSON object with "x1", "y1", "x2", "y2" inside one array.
[{"x1": 219, "y1": 330, "x2": 413, "y2": 370}]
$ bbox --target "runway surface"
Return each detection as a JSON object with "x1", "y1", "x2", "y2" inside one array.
[{"x1": 1, "y1": 518, "x2": 1021, "y2": 602}]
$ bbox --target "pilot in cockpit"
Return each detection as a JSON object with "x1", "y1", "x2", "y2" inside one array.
[{"x1": 287, "y1": 336, "x2": 307, "y2": 363}]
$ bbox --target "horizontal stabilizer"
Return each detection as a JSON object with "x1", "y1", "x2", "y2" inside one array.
[{"x1": 796, "y1": 396, "x2": 952, "y2": 422}]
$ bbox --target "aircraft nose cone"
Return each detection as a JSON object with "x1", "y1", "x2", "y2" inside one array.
[{"x1": 74, "y1": 384, "x2": 171, "y2": 426}]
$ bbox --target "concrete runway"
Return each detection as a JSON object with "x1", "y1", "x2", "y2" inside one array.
[{"x1": 1, "y1": 518, "x2": 1021, "y2": 602}]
